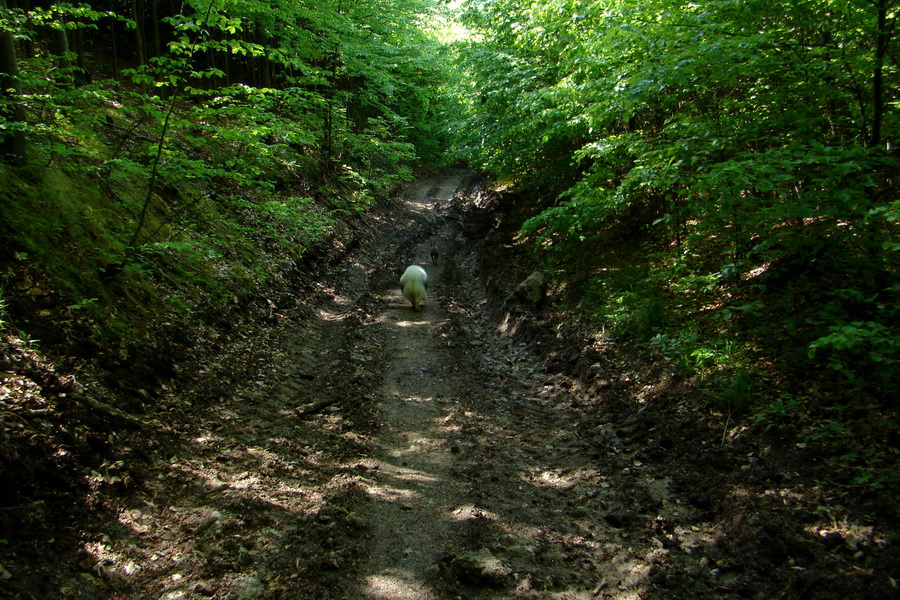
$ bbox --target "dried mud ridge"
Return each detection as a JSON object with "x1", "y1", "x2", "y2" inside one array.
[{"x1": 4, "y1": 172, "x2": 898, "y2": 599}]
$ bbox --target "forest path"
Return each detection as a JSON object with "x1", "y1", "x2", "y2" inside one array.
[
  {"x1": 5, "y1": 172, "x2": 893, "y2": 600},
  {"x1": 339, "y1": 174, "x2": 685, "y2": 599},
  {"x1": 358, "y1": 175, "x2": 468, "y2": 599},
  {"x1": 65, "y1": 172, "x2": 698, "y2": 600}
]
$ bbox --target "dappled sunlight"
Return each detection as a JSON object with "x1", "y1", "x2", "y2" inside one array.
[
  {"x1": 373, "y1": 460, "x2": 443, "y2": 486},
  {"x1": 745, "y1": 262, "x2": 771, "y2": 280},
  {"x1": 317, "y1": 306, "x2": 354, "y2": 321},
  {"x1": 364, "y1": 479, "x2": 425, "y2": 504},
  {"x1": 806, "y1": 516, "x2": 885, "y2": 554},
  {"x1": 162, "y1": 453, "x2": 323, "y2": 510},
  {"x1": 363, "y1": 311, "x2": 392, "y2": 326},
  {"x1": 83, "y1": 537, "x2": 144, "y2": 582},
  {"x1": 387, "y1": 432, "x2": 446, "y2": 456},
  {"x1": 364, "y1": 570, "x2": 437, "y2": 600},
  {"x1": 3, "y1": 0, "x2": 894, "y2": 594},
  {"x1": 395, "y1": 318, "x2": 431, "y2": 328},
  {"x1": 520, "y1": 466, "x2": 605, "y2": 491},
  {"x1": 404, "y1": 393, "x2": 437, "y2": 403},
  {"x1": 360, "y1": 426, "x2": 451, "y2": 506},
  {"x1": 84, "y1": 450, "x2": 326, "y2": 597},
  {"x1": 312, "y1": 280, "x2": 357, "y2": 313},
  {"x1": 360, "y1": 455, "x2": 447, "y2": 506},
  {"x1": 405, "y1": 200, "x2": 434, "y2": 217},
  {"x1": 497, "y1": 310, "x2": 522, "y2": 335},
  {"x1": 447, "y1": 504, "x2": 500, "y2": 522}
]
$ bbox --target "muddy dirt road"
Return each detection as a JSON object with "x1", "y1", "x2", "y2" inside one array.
[
  {"x1": 256, "y1": 171, "x2": 682, "y2": 600},
  {"x1": 350, "y1": 175, "x2": 673, "y2": 599},
  {"x1": 11, "y1": 171, "x2": 896, "y2": 600},
  {"x1": 109, "y1": 171, "x2": 681, "y2": 600}
]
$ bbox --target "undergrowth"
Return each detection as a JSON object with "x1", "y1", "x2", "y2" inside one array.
[
  {"x1": 530, "y1": 219, "x2": 900, "y2": 510},
  {"x1": 0, "y1": 82, "x2": 413, "y2": 376}
]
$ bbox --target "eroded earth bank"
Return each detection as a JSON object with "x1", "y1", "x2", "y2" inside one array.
[{"x1": 3, "y1": 172, "x2": 898, "y2": 599}]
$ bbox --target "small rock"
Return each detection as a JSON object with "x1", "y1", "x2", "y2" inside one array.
[
  {"x1": 192, "y1": 581, "x2": 215, "y2": 596},
  {"x1": 508, "y1": 271, "x2": 548, "y2": 308},
  {"x1": 450, "y1": 548, "x2": 511, "y2": 587}
]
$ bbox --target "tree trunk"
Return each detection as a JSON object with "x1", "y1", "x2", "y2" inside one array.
[
  {"x1": 131, "y1": 0, "x2": 146, "y2": 67},
  {"x1": 869, "y1": 0, "x2": 894, "y2": 149},
  {"x1": 74, "y1": 23, "x2": 90, "y2": 83},
  {"x1": 111, "y1": 16, "x2": 119, "y2": 81},
  {"x1": 0, "y1": 0, "x2": 27, "y2": 164},
  {"x1": 48, "y1": 8, "x2": 73, "y2": 83},
  {"x1": 150, "y1": 0, "x2": 161, "y2": 58}
]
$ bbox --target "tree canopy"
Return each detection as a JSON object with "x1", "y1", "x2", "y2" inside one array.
[{"x1": 0, "y1": 0, "x2": 452, "y2": 182}]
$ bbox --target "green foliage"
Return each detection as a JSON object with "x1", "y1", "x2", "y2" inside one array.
[
  {"x1": 579, "y1": 266, "x2": 666, "y2": 339},
  {"x1": 809, "y1": 318, "x2": 900, "y2": 382},
  {"x1": 459, "y1": 0, "x2": 900, "y2": 394},
  {"x1": 713, "y1": 369, "x2": 758, "y2": 413},
  {"x1": 250, "y1": 195, "x2": 338, "y2": 253},
  {"x1": 754, "y1": 395, "x2": 808, "y2": 432},
  {"x1": 454, "y1": 0, "x2": 900, "y2": 500},
  {"x1": 9, "y1": 0, "x2": 451, "y2": 199},
  {"x1": 0, "y1": 0, "x2": 454, "y2": 351}
]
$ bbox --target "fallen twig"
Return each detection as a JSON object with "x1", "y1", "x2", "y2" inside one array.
[
  {"x1": 71, "y1": 393, "x2": 145, "y2": 428},
  {"x1": 294, "y1": 395, "x2": 340, "y2": 416}
]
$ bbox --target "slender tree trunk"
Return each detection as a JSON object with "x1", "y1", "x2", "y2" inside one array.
[
  {"x1": 0, "y1": 0, "x2": 27, "y2": 164},
  {"x1": 321, "y1": 45, "x2": 341, "y2": 174},
  {"x1": 224, "y1": 44, "x2": 232, "y2": 86},
  {"x1": 869, "y1": 0, "x2": 894, "y2": 149},
  {"x1": 863, "y1": 0, "x2": 896, "y2": 278},
  {"x1": 111, "y1": 16, "x2": 119, "y2": 81},
  {"x1": 127, "y1": 0, "x2": 216, "y2": 250},
  {"x1": 11, "y1": 0, "x2": 34, "y2": 58},
  {"x1": 48, "y1": 6, "x2": 72, "y2": 84},
  {"x1": 260, "y1": 29, "x2": 272, "y2": 89},
  {"x1": 74, "y1": 23, "x2": 90, "y2": 83},
  {"x1": 131, "y1": 0, "x2": 146, "y2": 67},
  {"x1": 150, "y1": 0, "x2": 161, "y2": 58}
]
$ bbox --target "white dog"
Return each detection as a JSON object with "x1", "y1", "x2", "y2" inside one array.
[{"x1": 400, "y1": 265, "x2": 428, "y2": 311}]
